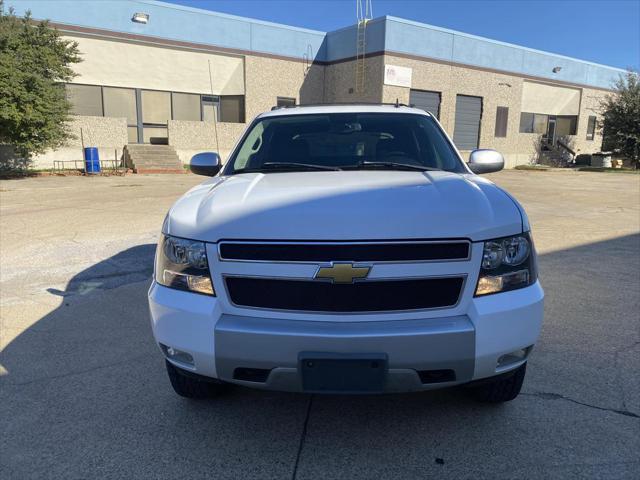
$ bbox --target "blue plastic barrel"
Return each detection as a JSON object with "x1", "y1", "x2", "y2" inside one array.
[{"x1": 83, "y1": 147, "x2": 101, "y2": 174}]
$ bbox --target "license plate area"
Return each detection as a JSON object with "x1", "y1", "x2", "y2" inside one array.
[{"x1": 299, "y1": 352, "x2": 388, "y2": 393}]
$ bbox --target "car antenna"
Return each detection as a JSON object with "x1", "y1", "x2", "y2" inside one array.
[{"x1": 207, "y1": 59, "x2": 221, "y2": 155}]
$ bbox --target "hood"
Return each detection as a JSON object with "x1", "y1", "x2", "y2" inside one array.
[{"x1": 165, "y1": 171, "x2": 523, "y2": 242}]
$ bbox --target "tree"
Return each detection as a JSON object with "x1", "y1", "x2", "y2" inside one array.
[
  {"x1": 0, "y1": 1, "x2": 80, "y2": 168},
  {"x1": 601, "y1": 71, "x2": 640, "y2": 168}
]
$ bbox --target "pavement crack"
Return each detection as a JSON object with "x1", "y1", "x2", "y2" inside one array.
[
  {"x1": 522, "y1": 391, "x2": 640, "y2": 419},
  {"x1": 291, "y1": 394, "x2": 314, "y2": 480}
]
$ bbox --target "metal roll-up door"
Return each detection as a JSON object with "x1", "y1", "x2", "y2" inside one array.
[
  {"x1": 453, "y1": 95, "x2": 482, "y2": 150},
  {"x1": 410, "y1": 90, "x2": 441, "y2": 119}
]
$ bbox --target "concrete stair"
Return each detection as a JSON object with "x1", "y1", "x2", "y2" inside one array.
[{"x1": 124, "y1": 145, "x2": 184, "y2": 174}]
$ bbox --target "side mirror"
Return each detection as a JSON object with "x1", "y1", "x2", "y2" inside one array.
[
  {"x1": 190, "y1": 152, "x2": 221, "y2": 176},
  {"x1": 467, "y1": 149, "x2": 504, "y2": 174}
]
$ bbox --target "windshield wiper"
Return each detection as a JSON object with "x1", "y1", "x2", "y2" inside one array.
[
  {"x1": 263, "y1": 162, "x2": 341, "y2": 171},
  {"x1": 348, "y1": 161, "x2": 440, "y2": 172},
  {"x1": 235, "y1": 162, "x2": 341, "y2": 173}
]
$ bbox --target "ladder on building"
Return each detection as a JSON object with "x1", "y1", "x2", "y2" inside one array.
[
  {"x1": 303, "y1": 44, "x2": 313, "y2": 75},
  {"x1": 355, "y1": 0, "x2": 373, "y2": 94}
]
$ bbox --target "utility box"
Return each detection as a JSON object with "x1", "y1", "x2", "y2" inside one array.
[
  {"x1": 574, "y1": 154, "x2": 592, "y2": 166},
  {"x1": 591, "y1": 152, "x2": 612, "y2": 168}
]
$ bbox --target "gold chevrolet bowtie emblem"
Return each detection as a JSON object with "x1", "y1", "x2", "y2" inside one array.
[{"x1": 314, "y1": 262, "x2": 371, "y2": 284}]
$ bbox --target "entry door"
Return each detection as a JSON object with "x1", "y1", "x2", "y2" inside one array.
[
  {"x1": 140, "y1": 90, "x2": 171, "y2": 144},
  {"x1": 410, "y1": 90, "x2": 441, "y2": 119},
  {"x1": 547, "y1": 117, "x2": 557, "y2": 146},
  {"x1": 453, "y1": 95, "x2": 482, "y2": 151}
]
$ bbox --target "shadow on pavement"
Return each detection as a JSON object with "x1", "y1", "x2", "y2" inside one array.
[{"x1": 1, "y1": 234, "x2": 638, "y2": 478}]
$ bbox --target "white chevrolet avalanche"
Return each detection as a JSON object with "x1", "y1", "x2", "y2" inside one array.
[{"x1": 148, "y1": 104, "x2": 544, "y2": 402}]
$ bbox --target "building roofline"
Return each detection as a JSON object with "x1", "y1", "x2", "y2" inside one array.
[
  {"x1": 47, "y1": 22, "x2": 323, "y2": 64},
  {"x1": 383, "y1": 15, "x2": 628, "y2": 73},
  {"x1": 8, "y1": 0, "x2": 627, "y2": 89},
  {"x1": 380, "y1": 50, "x2": 617, "y2": 92},
  {"x1": 44, "y1": 21, "x2": 617, "y2": 92},
  {"x1": 324, "y1": 16, "x2": 386, "y2": 35},
  {"x1": 136, "y1": 0, "x2": 326, "y2": 35}
]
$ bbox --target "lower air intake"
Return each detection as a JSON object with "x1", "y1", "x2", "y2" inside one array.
[{"x1": 417, "y1": 369, "x2": 456, "y2": 384}]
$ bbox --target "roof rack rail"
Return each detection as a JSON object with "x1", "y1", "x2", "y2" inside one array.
[{"x1": 270, "y1": 102, "x2": 413, "y2": 110}]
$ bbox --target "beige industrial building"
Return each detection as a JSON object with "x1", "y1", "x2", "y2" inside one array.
[{"x1": 10, "y1": 0, "x2": 624, "y2": 170}]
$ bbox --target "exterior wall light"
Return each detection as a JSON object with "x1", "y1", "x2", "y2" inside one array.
[
  {"x1": 552, "y1": 66, "x2": 562, "y2": 73},
  {"x1": 132, "y1": 12, "x2": 149, "y2": 24}
]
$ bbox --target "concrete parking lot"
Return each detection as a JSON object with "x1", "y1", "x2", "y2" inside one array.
[{"x1": 1, "y1": 170, "x2": 639, "y2": 479}]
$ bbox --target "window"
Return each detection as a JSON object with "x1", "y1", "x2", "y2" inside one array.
[
  {"x1": 234, "y1": 121, "x2": 265, "y2": 170},
  {"x1": 533, "y1": 114, "x2": 548, "y2": 134},
  {"x1": 277, "y1": 97, "x2": 296, "y2": 108},
  {"x1": 201, "y1": 95, "x2": 220, "y2": 122},
  {"x1": 556, "y1": 116, "x2": 577, "y2": 136},
  {"x1": 64, "y1": 83, "x2": 246, "y2": 144},
  {"x1": 220, "y1": 95, "x2": 245, "y2": 123},
  {"x1": 103, "y1": 87, "x2": 138, "y2": 143},
  {"x1": 226, "y1": 113, "x2": 466, "y2": 174},
  {"x1": 141, "y1": 90, "x2": 171, "y2": 125},
  {"x1": 519, "y1": 112, "x2": 534, "y2": 133},
  {"x1": 494, "y1": 107, "x2": 508, "y2": 137},
  {"x1": 519, "y1": 112, "x2": 548, "y2": 134},
  {"x1": 172, "y1": 93, "x2": 201, "y2": 121},
  {"x1": 586, "y1": 116, "x2": 597, "y2": 140},
  {"x1": 103, "y1": 87, "x2": 137, "y2": 123},
  {"x1": 66, "y1": 84, "x2": 103, "y2": 116}
]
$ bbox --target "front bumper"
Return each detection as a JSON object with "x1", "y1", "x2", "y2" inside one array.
[{"x1": 149, "y1": 280, "x2": 544, "y2": 393}]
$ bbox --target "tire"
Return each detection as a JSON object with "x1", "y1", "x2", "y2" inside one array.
[
  {"x1": 469, "y1": 363, "x2": 526, "y2": 403},
  {"x1": 165, "y1": 360, "x2": 227, "y2": 399}
]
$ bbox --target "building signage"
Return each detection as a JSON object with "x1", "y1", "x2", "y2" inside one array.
[{"x1": 384, "y1": 64, "x2": 412, "y2": 88}]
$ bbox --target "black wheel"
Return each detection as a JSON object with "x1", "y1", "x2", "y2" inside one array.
[
  {"x1": 469, "y1": 363, "x2": 526, "y2": 403},
  {"x1": 165, "y1": 360, "x2": 227, "y2": 399}
]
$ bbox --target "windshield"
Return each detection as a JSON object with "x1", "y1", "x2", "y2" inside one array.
[{"x1": 224, "y1": 112, "x2": 466, "y2": 174}]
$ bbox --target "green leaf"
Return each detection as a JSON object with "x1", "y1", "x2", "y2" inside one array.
[{"x1": 1, "y1": 4, "x2": 81, "y2": 167}]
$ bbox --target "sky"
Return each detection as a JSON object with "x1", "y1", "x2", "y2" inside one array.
[{"x1": 165, "y1": 0, "x2": 640, "y2": 70}]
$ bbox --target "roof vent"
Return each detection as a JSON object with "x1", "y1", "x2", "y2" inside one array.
[{"x1": 131, "y1": 12, "x2": 149, "y2": 24}]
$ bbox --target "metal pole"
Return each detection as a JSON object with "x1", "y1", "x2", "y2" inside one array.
[{"x1": 208, "y1": 60, "x2": 221, "y2": 155}]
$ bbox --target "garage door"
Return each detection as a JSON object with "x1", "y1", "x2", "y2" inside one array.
[
  {"x1": 410, "y1": 90, "x2": 441, "y2": 119},
  {"x1": 453, "y1": 95, "x2": 482, "y2": 150}
]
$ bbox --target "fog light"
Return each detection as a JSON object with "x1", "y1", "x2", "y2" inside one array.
[
  {"x1": 160, "y1": 343, "x2": 194, "y2": 366},
  {"x1": 497, "y1": 347, "x2": 530, "y2": 369}
]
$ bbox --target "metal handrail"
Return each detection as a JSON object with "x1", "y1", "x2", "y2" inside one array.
[
  {"x1": 556, "y1": 139, "x2": 576, "y2": 157},
  {"x1": 52, "y1": 159, "x2": 124, "y2": 174}
]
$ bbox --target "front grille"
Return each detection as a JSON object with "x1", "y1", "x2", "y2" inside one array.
[
  {"x1": 219, "y1": 241, "x2": 470, "y2": 262},
  {"x1": 225, "y1": 276, "x2": 464, "y2": 312}
]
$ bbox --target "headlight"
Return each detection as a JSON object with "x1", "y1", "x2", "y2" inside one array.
[
  {"x1": 155, "y1": 234, "x2": 215, "y2": 296},
  {"x1": 475, "y1": 232, "x2": 537, "y2": 296}
]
